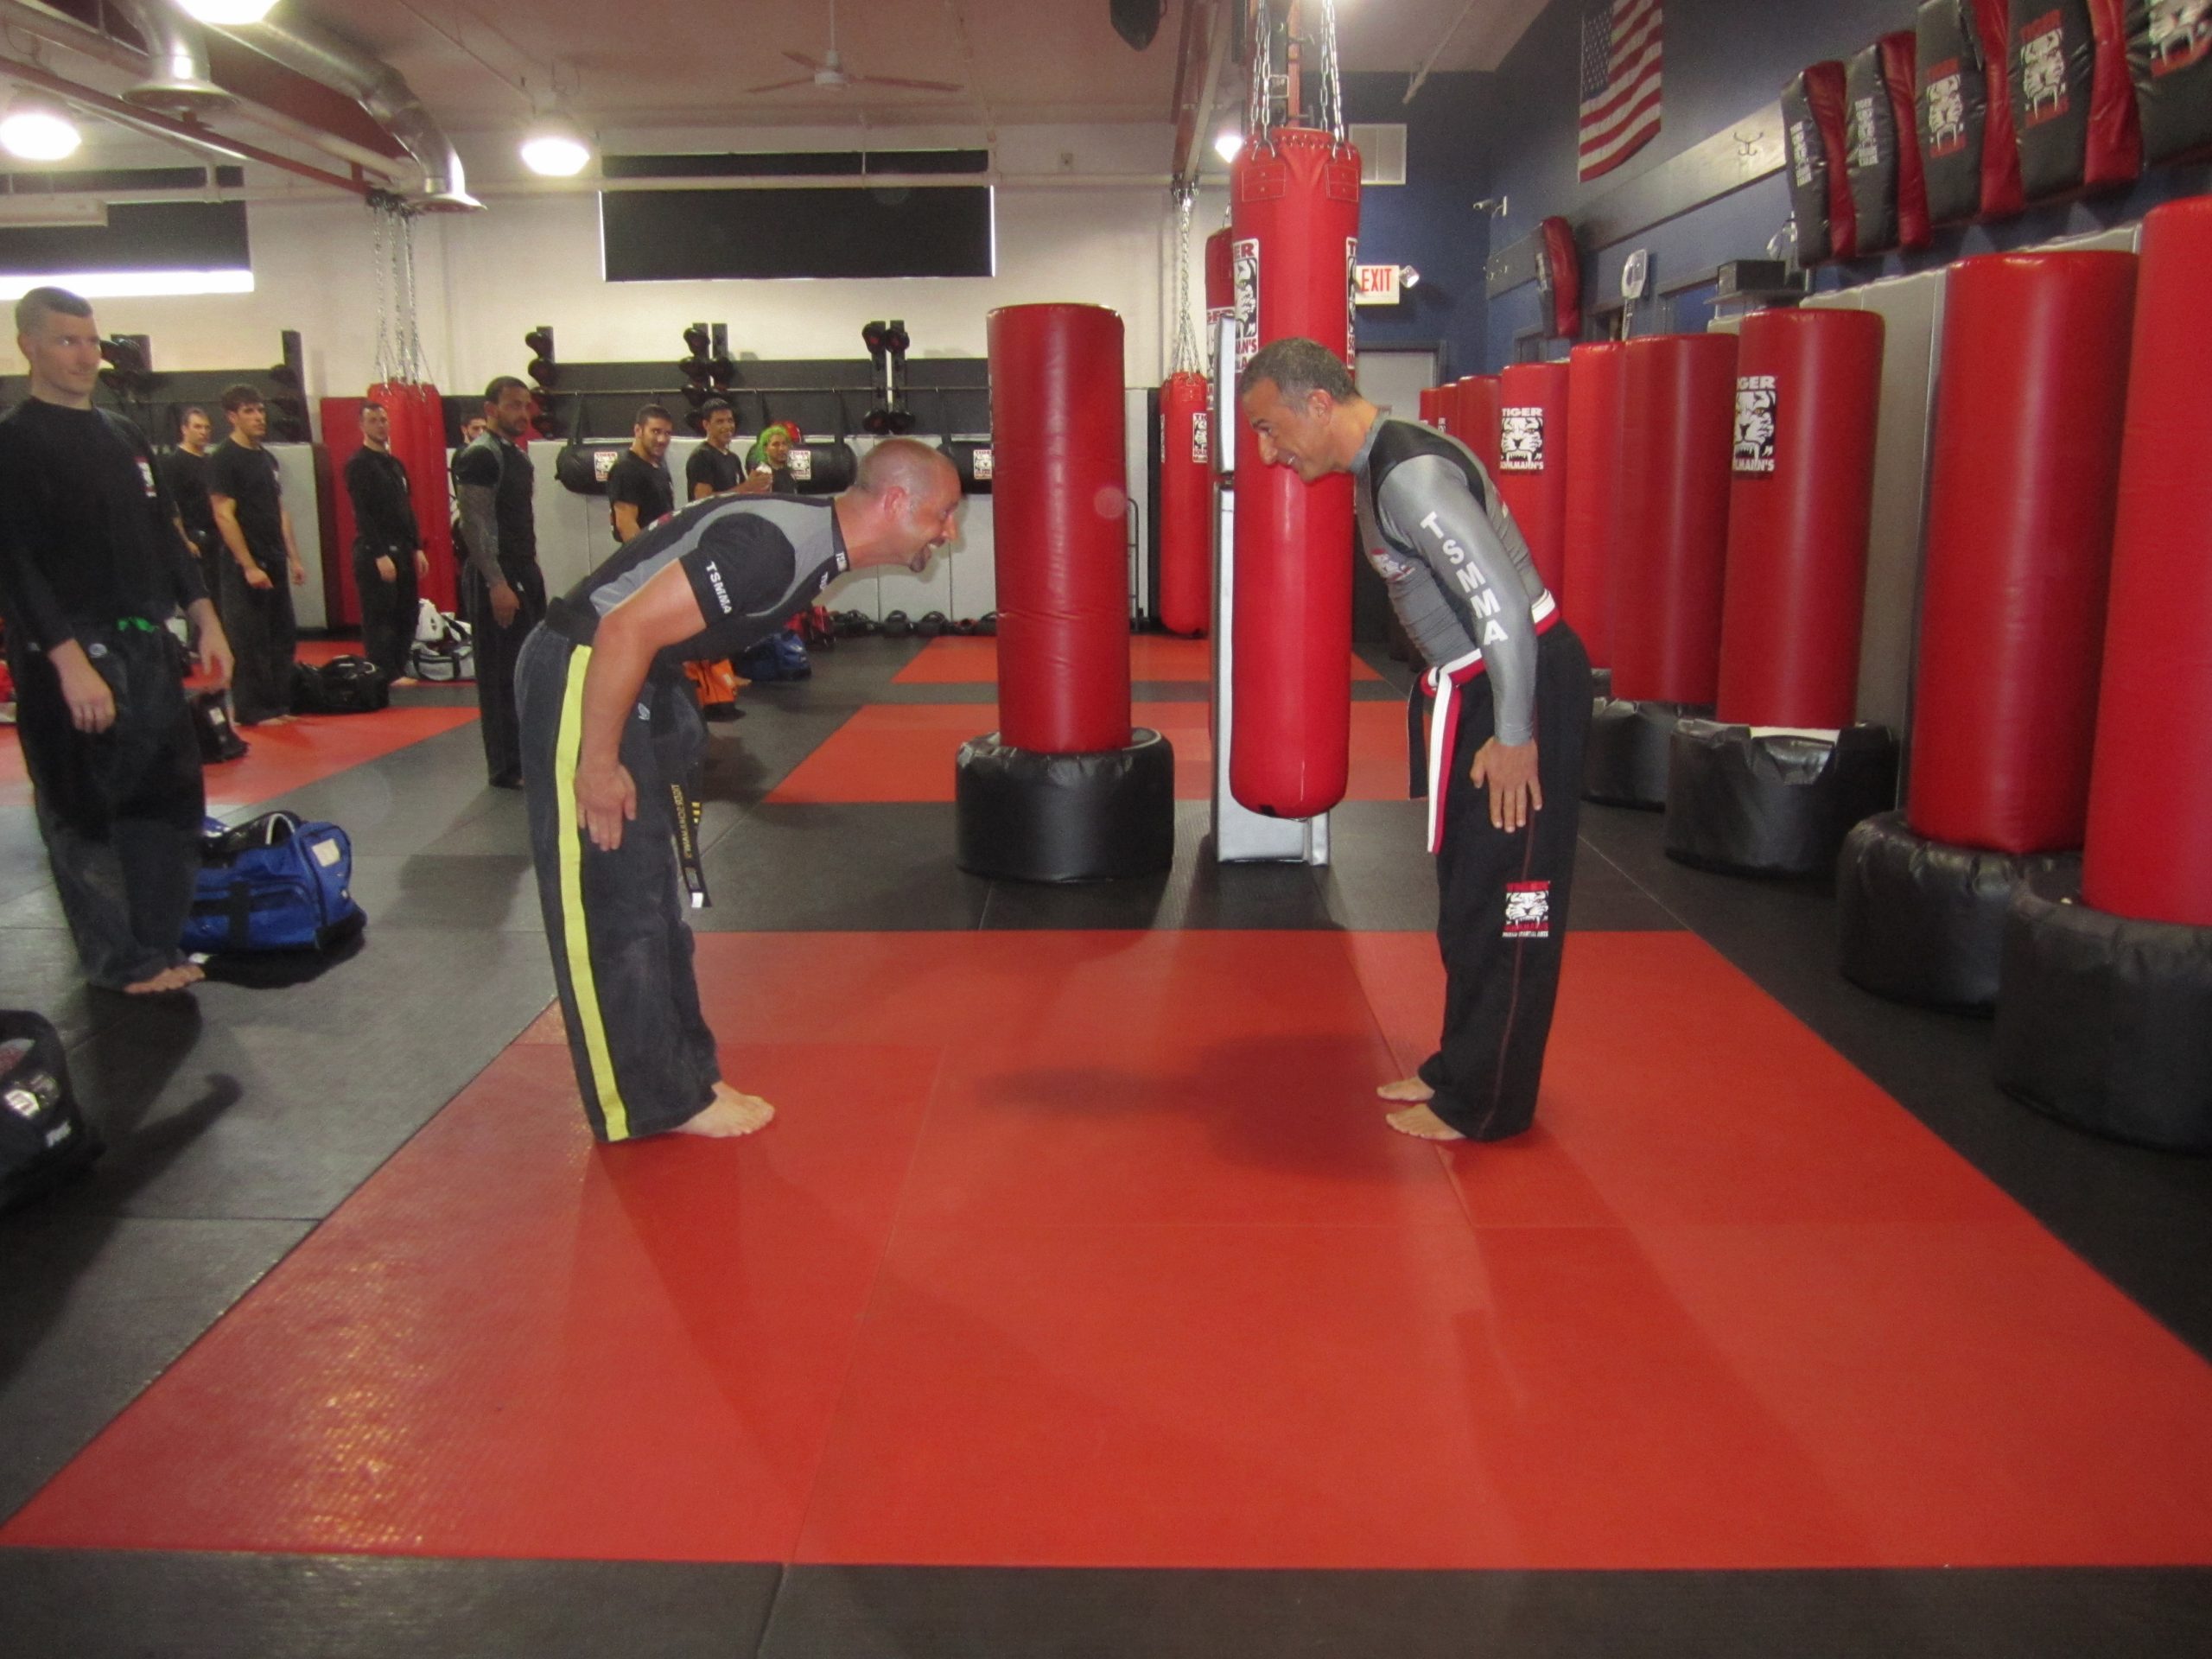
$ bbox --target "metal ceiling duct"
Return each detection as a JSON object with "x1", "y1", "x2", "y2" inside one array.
[
  {"x1": 213, "y1": 10, "x2": 480, "y2": 210},
  {"x1": 111, "y1": 0, "x2": 232, "y2": 116}
]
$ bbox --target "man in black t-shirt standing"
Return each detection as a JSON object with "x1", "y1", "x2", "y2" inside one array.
[
  {"x1": 0, "y1": 287, "x2": 234, "y2": 996},
  {"x1": 684, "y1": 399, "x2": 743, "y2": 500},
  {"x1": 157, "y1": 405, "x2": 217, "y2": 563},
  {"x1": 517, "y1": 438, "x2": 961, "y2": 1142},
  {"x1": 345, "y1": 400, "x2": 426, "y2": 686},
  {"x1": 207, "y1": 383, "x2": 306, "y2": 726},
  {"x1": 452, "y1": 376, "x2": 546, "y2": 788},
  {"x1": 606, "y1": 403, "x2": 676, "y2": 543}
]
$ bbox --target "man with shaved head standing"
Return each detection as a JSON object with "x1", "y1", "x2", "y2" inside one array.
[{"x1": 517, "y1": 437, "x2": 963, "y2": 1143}]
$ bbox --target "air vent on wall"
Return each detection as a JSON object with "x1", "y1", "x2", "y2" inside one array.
[{"x1": 1348, "y1": 124, "x2": 1407, "y2": 186}]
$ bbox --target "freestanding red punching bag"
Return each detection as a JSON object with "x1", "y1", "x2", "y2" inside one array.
[
  {"x1": 1907, "y1": 251, "x2": 2136, "y2": 855},
  {"x1": 1562, "y1": 343, "x2": 1625, "y2": 670},
  {"x1": 1452, "y1": 374, "x2": 1501, "y2": 475},
  {"x1": 1418, "y1": 385, "x2": 1445, "y2": 429},
  {"x1": 1494, "y1": 361, "x2": 1571, "y2": 601},
  {"x1": 2082, "y1": 197, "x2": 2212, "y2": 928},
  {"x1": 1611, "y1": 334, "x2": 1738, "y2": 708},
  {"x1": 957, "y1": 303, "x2": 1173, "y2": 882},
  {"x1": 1714, "y1": 308, "x2": 1886, "y2": 729},
  {"x1": 1157, "y1": 369, "x2": 1212, "y2": 636},
  {"x1": 1229, "y1": 126, "x2": 1360, "y2": 820}
]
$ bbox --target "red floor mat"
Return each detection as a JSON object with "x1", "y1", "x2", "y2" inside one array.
[
  {"x1": 766, "y1": 701, "x2": 1409, "y2": 804},
  {"x1": 0, "y1": 709, "x2": 479, "y2": 815},
  {"x1": 893, "y1": 634, "x2": 1384, "y2": 684},
  {"x1": 11, "y1": 931, "x2": 2212, "y2": 1570}
]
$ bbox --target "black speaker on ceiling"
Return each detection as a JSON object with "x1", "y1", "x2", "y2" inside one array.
[{"x1": 1111, "y1": 0, "x2": 1165, "y2": 50}]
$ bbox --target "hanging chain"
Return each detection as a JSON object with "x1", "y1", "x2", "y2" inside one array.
[
  {"x1": 1168, "y1": 184, "x2": 1203, "y2": 378},
  {"x1": 1318, "y1": 0, "x2": 1346, "y2": 145},
  {"x1": 1248, "y1": 0, "x2": 1273, "y2": 146},
  {"x1": 370, "y1": 194, "x2": 395, "y2": 385},
  {"x1": 398, "y1": 207, "x2": 426, "y2": 383}
]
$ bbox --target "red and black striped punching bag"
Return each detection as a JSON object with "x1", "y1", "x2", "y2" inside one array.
[
  {"x1": 1157, "y1": 370, "x2": 1212, "y2": 636},
  {"x1": 1229, "y1": 126, "x2": 1361, "y2": 819},
  {"x1": 1562, "y1": 342, "x2": 1626, "y2": 669},
  {"x1": 369, "y1": 379, "x2": 459, "y2": 613},
  {"x1": 1495, "y1": 361, "x2": 1572, "y2": 601}
]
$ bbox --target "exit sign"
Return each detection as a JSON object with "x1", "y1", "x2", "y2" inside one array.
[{"x1": 1354, "y1": 264, "x2": 1402, "y2": 306}]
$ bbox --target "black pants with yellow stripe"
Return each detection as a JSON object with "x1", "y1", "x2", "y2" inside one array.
[
  {"x1": 517, "y1": 626, "x2": 721, "y2": 1141},
  {"x1": 1418, "y1": 623, "x2": 1592, "y2": 1141}
]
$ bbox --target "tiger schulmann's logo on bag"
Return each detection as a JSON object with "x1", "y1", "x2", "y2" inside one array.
[
  {"x1": 1498, "y1": 406, "x2": 1545, "y2": 472},
  {"x1": 1504, "y1": 881, "x2": 1551, "y2": 939},
  {"x1": 2018, "y1": 11, "x2": 2070, "y2": 126},
  {"x1": 1923, "y1": 59, "x2": 1968, "y2": 156},
  {"x1": 1191, "y1": 411, "x2": 1211, "y2": 465},
  {"x1": 1733, "y1": 376, "x2": 1778, "y2": 474},
  {"x1": 2148, "y1": 0, "x2": 2212, "y2": 74}
]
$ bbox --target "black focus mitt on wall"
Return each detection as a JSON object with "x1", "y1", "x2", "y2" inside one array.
[
  {"x1": 1783, "y1": 62, "x2": 1859, "y2": 261},
  {"x1": 1847, "y1": 34, "x2": 1933, "y2": 253},
  {"x1": 2128, "y1": 0, "x2": 2212, "y2": 162},
  {"x1": 2011, "y1": 0, "x2": 2143, "y2": 198}
]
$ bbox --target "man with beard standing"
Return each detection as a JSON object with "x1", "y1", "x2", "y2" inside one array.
[{"x1": 452, "y1": 377, "x2": 546, "y2": 788}]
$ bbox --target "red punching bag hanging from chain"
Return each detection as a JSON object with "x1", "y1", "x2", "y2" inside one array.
[
  {"x1": 1158, "y1": 187, "x2": 1212, "y2": 636},
  {"x1": 1229, "y1": 0, "x2": 1361, "y2": 819}
]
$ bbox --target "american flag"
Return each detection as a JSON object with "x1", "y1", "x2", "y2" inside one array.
[{"x1": 1579, "y1": 0, "x2": 1664, "y2": 183}]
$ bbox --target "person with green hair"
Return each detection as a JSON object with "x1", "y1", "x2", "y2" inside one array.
[{"x1": 739, "y1": 422, "x2": 801, "y2": 496}]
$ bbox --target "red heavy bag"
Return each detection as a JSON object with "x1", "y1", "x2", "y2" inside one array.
[
  {"x1": 1562, "y1": 341, "x2": 1627, "y2": 669},
  {"x1": 1907, "y1": 251, "x2": 2136, "y2": 855},
  {"x1": 369, "y1": 379, "x2": 459, "y2": 614},
  {"x1": 1783, "y1": 62, "x2": 1859, "y2": 262},
  {"x1": 988, "y1": 303, "x2": 1133, "y2": 755},
  {"x1": 2082, "y1": 196, "x2": 2212, "y2": 926},
  {"x1": 2128, "y1": 0, "x2": 2212, "y2": 162},
  {"x1": 2012, "y1": 0, "x2": 2143, "y2": 198},
  {"x1": 1205, "y1": 226, "x2": 1235, "y2": 332},
  {"x1": 1611, "y1": 334, "x2": 1738, "y2": 707},
  {"x1": 1452, "y1": 374, "x2": 1501, "y2": 474},
  {"x1": 1229, "y1": 126, "x2": 1360, "y2": 819},
  {"x1": 1918, "y1": 0, "x2": 2028, "y2": 223},
  {"x1": 1847, "y1": 34, "x2": 1933, "y2": 254},
  {"x1": 1418, "y1": 385, "x2": 1446, "y2": 428},
  {"x1": 1536, "y1": 217, "x2": 1582, "y2": 339},
  {"x1": 1495, "y1": 361, "x2": 1572, "y2": 601},
  {"x1": 1157, "y1": 369, "x2": 1212, "y2": 636},
  {"x1": 1716, "y1": 308, "x2": 1886, "y2": 730}
]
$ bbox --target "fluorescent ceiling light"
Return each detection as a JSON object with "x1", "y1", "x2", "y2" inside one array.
[
  {"x1": 0, "y1": 268, "x2": 255, "y2": 301},
  {"x1": 1213, "y1": 129, "x2": 1244, "y2": 163},
  {"x1": 520, "y1": 119, "x2": 593, "y2": 178},
  {"x1": 0, "y1": 199, "x2": 107, "y2": 228},
  {"x1": 0, "y1": 100, "x2": 81, "y2": 162},
  {"x1": 176, "y1": 0, "x2": 280, "y2": 22}
]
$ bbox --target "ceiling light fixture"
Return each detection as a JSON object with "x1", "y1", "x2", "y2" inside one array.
[
  {"x1": 519, "y1": 117, "x2": 593, "y2": 179},
  {"x1": 0, "y1": 96, "x2": 81, "y2": 162},
  {"x1": 175, "y1": 1, "x2": 280, "y2": 23},
  {"x1": 1213, "y1": 129, "x2": 1244, "y2": 163}
]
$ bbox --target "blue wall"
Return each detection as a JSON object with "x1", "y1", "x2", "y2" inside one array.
[{"x1": 1472, "y1": 0, "x2": 2212, "y2": 369}]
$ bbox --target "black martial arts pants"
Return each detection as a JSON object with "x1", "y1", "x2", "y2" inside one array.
[
  {"x1": 464, "y1": 556, "x2": 545, "y2": 785},
  {"x1": 353, "y1": 546, "x2": 418, "y2": 685},
  {"x1": 219, "y1": 553, "x2": 296, "y2": 725},
  {"x1": 1417, "y1": 623, "x2": 1592, "y2": 1141},
  {"x1": 517, "y1": 626, "x2": 721, "y2": 1141},
  {"x1": 9, "y1": 624, "x2": 206, "y2": 989}
]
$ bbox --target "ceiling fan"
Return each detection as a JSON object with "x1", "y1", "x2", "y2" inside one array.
[{"x1": 747, "y1": 0, "x2": 963, "y2": 95}]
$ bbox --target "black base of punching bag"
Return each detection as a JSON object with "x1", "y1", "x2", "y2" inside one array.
[
  {"x1": 1993, "y1": 871, "x2": 2212, "y2": 1152},
  {"x1": 1663, "y1": 722, "x2": 1900, "y2": 878},
  {"x1": 955, "y1": 729, "x2": 1175, "y2": 883},
  {"x1": 1836, "y1": 811, "x2": 2081, "y2": 1014},
  {"x1": 1588, "y1": 666, "x2": 1613, "y2": 702},
  {"x1": 1584, "y1": 699, "x2": 1712, "y2": 809}
]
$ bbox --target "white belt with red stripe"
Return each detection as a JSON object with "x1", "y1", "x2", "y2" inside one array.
[{"x1": 1421, "y1": 591, "x2": 1559, "y2": 854}]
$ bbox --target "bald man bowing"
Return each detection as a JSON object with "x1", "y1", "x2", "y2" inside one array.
[{"x1": 517, "y1": 438, "x2": 964, "y2": 1143}]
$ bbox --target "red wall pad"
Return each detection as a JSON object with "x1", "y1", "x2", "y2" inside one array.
[
  {"x1": 1715, "y1": 308, "x2": 1886, "y2": 730},
  {"x1": 2128, "y1": 0, "x2": 2212, "y2": 162},
  {"x1": 1611, "y1": 334, "x2": 1738, "y2": 708},
  {"x1": 2011, "y1": 0, "x2": 2143, "y2": 198},
  {"x1": 1536, "y1": 217, "x2": 1582, "y2": 338},
  {"x1": 1156, "y1": 371, "x2": 1212, "y2": 637},
  {"x1": 988, "y1": 304, "x2": 1133, "y2": 754},
  {"x1": 1452, "y1": 375, "x2": 1502, "y2": 476},
  {"x1": 1783, "y1": 62, "x2": 1858, "y2": 263},
  {"x1": 1229, "y1": 126, "x2": 1361, "y2": 820},
  {"x1": 1562, "y1": 343, "x2": 1626, "y2": 670},
  {"x1": 2082, "y1": 196, "x2": 2212, "y2": 927},
  {"x1": 1495, "y1": 362, "x2": 1572, "y2": 603},
  {"x1": 1917, "y1": 0, "x2": 2028, "y2": 223},
  {"x1": 1907, "y1": 251, "x2": 2136, "y2": 855}
]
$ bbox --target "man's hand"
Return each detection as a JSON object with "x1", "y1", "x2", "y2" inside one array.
[
  {"x1": 52, "y1": 642, "x2": 116, "y2": 734},
  {"x1": 1470, "y1": 737, "x2": 1542, "y2": 834},
  {"x1": 575, "y1": 760, "x2": 637, "y2": 852},
  {"x1": 490, "y1": 580, "x2": 521, "y2": 627},
  {"x1": 196, "y1": 626, "x2": 235, "y2": 692},
  {"x1": 414, "y1": 549, "x2": 429, "y2": 580},
  {"x1": 239, "y1": 561, "x2": 274, "y2": 591},
  {"x1": 288, "y1": 555, "x2": 308, "y2": 588},
  {"x1": 375, "y1": 554, "x2": 397, "y2": 583},
  {"x1": 735, "y1": 468, "x2": 773, "y2": 497}
]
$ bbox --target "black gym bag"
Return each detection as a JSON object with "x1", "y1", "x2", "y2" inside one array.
[
  {"x1": 290, "y1": 656, "x2": 390, "y2": 715},
  {"x1": 0, "y1": 1009, "x2": 102, "y2": 1214}
]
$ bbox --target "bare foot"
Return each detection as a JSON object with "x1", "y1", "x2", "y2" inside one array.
[
  {"x1": 391, "y1": 676, "x2": 420, "y2": 687},
  {"x1": 671, "y1": 1082, "x2": 775, "y2": 1139},
  {"x1": 1385, "y1": 1103, "x2": 1465, "y2": 1141},
  {"x1": 122, "y1": 963, "x2": 197, "y2": 995},
  {"x1": 1376, "y1": 1076, "x2": 1434, "y2": 1103},
  {"x1": 175, "y1": 962, "x2": 206, "y2": 987}
]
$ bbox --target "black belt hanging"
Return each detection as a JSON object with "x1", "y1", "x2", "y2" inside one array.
[{"x1": 669, "y1": 774, "x2": 709, "y2": 909}]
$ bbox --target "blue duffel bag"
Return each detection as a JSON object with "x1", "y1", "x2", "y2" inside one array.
[{"x1": 182, "y1": 812, "x2": 365, "y2": 954}]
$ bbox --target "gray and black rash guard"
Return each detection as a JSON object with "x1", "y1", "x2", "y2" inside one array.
[
  {"x1": 544, "y1": 493, "x2": 848, "y2": 672},
  {"x1": 1352, "y1": 415, "x2": 1552, "y2": 747}
]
